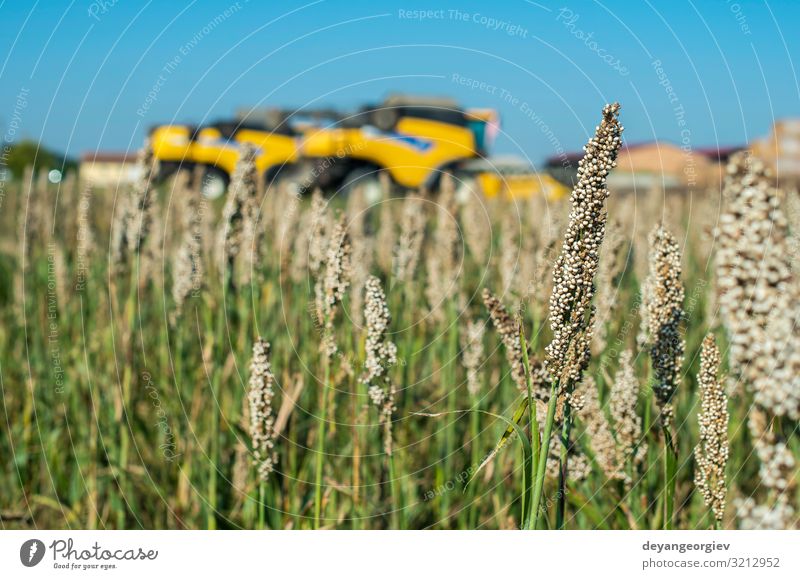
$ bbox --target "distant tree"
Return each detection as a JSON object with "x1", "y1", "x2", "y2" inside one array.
[{"x1": 5, "y1": 140, "x2": 57, "y2": 179}]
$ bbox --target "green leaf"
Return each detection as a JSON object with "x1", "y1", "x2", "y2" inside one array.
[
  {"x1": 467, "y1": 397, "x2": 530, "y2": 488},
  {"x1": 415, "y1": 396, "x2": 532, "y2": 502}
]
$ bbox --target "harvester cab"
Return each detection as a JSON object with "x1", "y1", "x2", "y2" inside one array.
[{"x1": 296, "y1": 94, "x2": 499, "y2": 197}]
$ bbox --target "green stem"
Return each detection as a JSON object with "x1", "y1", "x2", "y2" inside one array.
[
  {"x1": 207, "y1": 283, "x2": 227, "y2": 530},
  {"x1": 258, "y1": 483, "x2": 266, "y2": 529},
  {"x1": 440, "y1": 300, "x2": 459, "y2": 523},
  {"x1": 519, "y1": 323, "x2": 539, "y2": 528},
  {"x1": 400, "y1": 284, "x2": 414, "y2": 408},
  {"x1": 530, "y1": 379, "x2": 560, "y2": 529},
  {"x1": 556, "y1": 401, "x2": 572, "y2": 529},
  {"x1": 117, "y1": 260, "x2": 139, "y2": 528},
  {"x1": 313, "y1": 355, "x2": 331, "y2": 528},
  {"x1": 468, "y1": 397, "x2": 481, "y2": 528},
  {"x1": 662, "y1": 424, "x2": 676, "y2": 530},
  {"x1": 208, "y1": 370, "x2": 220, "y2": 529},
  {"x1": 388, "y1": 450, "x2": 400, "y2": 529}
]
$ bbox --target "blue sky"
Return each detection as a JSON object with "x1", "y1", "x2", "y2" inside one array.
[{"x1": 1, "y1": 0, "x2": 798, "y2": 166}]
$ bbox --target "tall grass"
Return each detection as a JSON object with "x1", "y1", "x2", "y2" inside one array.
[{"x1": 1, "y1": 111, "x2": 798, "y2": 530}]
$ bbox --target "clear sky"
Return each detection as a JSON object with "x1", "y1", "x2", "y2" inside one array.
[{"x1": 1, "y1": 0, "x2": 798, "y2": 167}]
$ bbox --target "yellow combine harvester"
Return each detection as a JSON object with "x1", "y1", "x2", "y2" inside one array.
[
  {"x1": 150, "y1": 120, "x2": 299, "y2": 198},
  {"x1": 299, "y1": 97, "x2": 499, "y2": 196},
  {"x1": 149, "y1": 94, "x2": 562, "y2": 201}
]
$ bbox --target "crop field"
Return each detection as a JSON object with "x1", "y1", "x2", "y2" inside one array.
[{"x1": 0, "y1": 104, "x2": 798, "y2": 530}]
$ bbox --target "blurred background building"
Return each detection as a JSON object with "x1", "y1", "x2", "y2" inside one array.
[
  {"x1": 751, "y1": 119, "x2": 800, "y2": 183},
  {"x1": 79, "y1": 152, "x2": 139, "y2": 187}
]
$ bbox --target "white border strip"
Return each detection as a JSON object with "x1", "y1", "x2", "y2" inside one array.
[{"x1": 1, "y1": 530, "x2": 799, "y2": 577}]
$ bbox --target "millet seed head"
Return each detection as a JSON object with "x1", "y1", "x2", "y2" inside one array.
[
  {"x1": 693, "y1": 334, "x2": 729, "y2": 522},
  {"x1": 641, "y1": 224, "x2": 685, "y2": 426},
  {"x1": 248, "y1": 338, "x2": 278, "y2": 483},
  {"x1": 545, "y1": 102, "x2": 623, "y2": 388},
  {"x1": 361, "y1": 276, "x2": 398, "y2": 454}
]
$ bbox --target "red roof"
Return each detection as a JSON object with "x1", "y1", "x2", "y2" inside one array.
[{"x1": 692, "y1": 145, "x2": 745, "y2": 162}]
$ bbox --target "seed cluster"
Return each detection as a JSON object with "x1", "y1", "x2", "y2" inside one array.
[
  {"x1": 545, "y1": 431, "x2": 591, "y2": 482},
  {"x1": 735, "y1": 498, "x2": 796, "y2": 530},
  {"x1": 217, "y1": 144, "x2": 258, "y2": 283},
  {"x1": 499, "y1": 211, "x2": 521, "y2": 299},
  {"x1": 274, "y1": 186, "x2": 301, "y2": 271},
  {"x1": 19, "y1": 169, "x2": 48, "y2": 264},
  {"x1": 609, "y1": 350, "x2": 646, "y2": 471},
  {"x1": 323, "y1": 217, "x2": 352, "y2": 311},
  {"x1": 127, "y1": 141, "x2": 159, "y2": 254},
  {"x1": 482, "y1": 288, "x2": 527, "y2": 392},
  {"x1": 460, "y1": 192, "x2": 491, "y2": 264},
  {"x1": 546, "y1": 103, "x2": 623, "y2": 388},
  {"x1": 641, "y1": 225, "x2": 684, "y2": 426},
  {"x1": 529, "y1": 357, "x2": 557, "y2": 416},
  {"x1": 171, "y1": 231, "x2": 203, "y2": 317},
  {"x1": 362, "y1": 276, "x2": 398, "y2": 454},
  {"x1": 716, "y1": 152, "x2": 800, "y2": 419},
  {"x1": 755, "y1": 438, "x2": 796, "y2": 494},
  {"x1": 76, "y1": 185, "x2": 96, "y2": 271},
  {"x1": 306, "y1": 190, "x2": 331, "y2": 277},
  {"x1": 248, "y1": 338, "x2": 278, "y2": 483},
  {"x1": 756, "y1": 310, "x2": 800, "y2": 420},
  {"x1": 426, "y1": 184, "x2": 462, "y2": 321},
  {"x1": 111, "y1": 141, "x2": 159, "y2": 272},
  {"x1": 319, "y1": 217, "x2": 352, "y2": 357},
  {"x1": 346, "y1": 191, "x2": 373, "y2": 329},
  {"x1": 578, "y1": 377, "x2": 622, "y2": 482},
  {"x1": 693, "y1": 334, "x2": 729, "y2": 523},
  {"x1": 592, "y1": 220, "x2": 627, "y2": 354},
  {"x1": 240, "y1": 184, "x2": 266, "y2": 288},
  {"x1": 461, "y1": 318, "x2": 486, "y2": 397},
  {"x1": 290, "y1": 189, "x2": 328, "y2": 283},
  {"x1": 749, "y1": 408, "x2": 796, "y2": 494},
  {"x1": 528, "y1": 233, "x2": 558, "y2": 321},
  {"x1": 736, "y1": 408, "x2": 796, "y2": 531},
  {"x1": 716, "y1": 153, "x2": 799, "y2": 529},
  {"x1": 393, "y1": 195, "x2": 426, "y2": 283},
  {"x1": 172, "y1": 175, "x2": 205, "y2": 317},
  {"x1": 376, "y1": 194, "x2": 396, "y2": 275}
]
